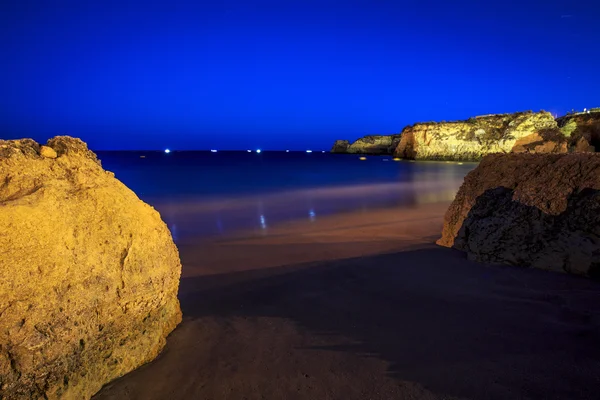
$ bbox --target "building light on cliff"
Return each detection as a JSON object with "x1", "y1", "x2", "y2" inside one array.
[{"x1": 164, "y1": 148, "x2": 171, "y2": 154}]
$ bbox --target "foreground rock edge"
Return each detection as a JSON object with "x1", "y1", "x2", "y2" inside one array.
[
  {"x1": 0, "y1": 136, "x2": 182, "y2": 399},
  {"x1": 437, "y1": 152, "x2": 600, "y2": 278}
]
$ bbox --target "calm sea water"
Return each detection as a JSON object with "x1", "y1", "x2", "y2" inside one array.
[{"x1": 97, "y1": 151, "x2": 476, "y2": 241}]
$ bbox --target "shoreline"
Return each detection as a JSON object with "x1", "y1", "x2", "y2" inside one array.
[{"x1": 94, "y1": 201, "x2": 600, "y2": 400}]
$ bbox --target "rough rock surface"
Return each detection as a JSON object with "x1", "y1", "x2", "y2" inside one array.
[
  {"x1": 0, "y1": 137, "x2": 182, "y2": 399},
  {"x1": 394, "y1": 111, "x2": 561, "y2": 161},
  {"x1": 510, "y1": 128, "x2": 568, "y2": 154},
  {"x1": 557, "y1": 111, "x2": 600, "y2": 152},
  {"x1": 438, "y1": 153, "x2": 600, "y2": 278},
  {"x1": 574, "y1": 136, "x2": 595, "y2": 153},
  {"x1": 335, "y1": 135, "x2": 401, "y2": 155},
  {"x1": 330, "y1": 140, "x2": 350, "y2": 153}
]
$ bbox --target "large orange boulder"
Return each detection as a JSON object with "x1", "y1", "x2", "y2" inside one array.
[{"x1": 0, "y1": 137, "x2": 182, "y2": 399}]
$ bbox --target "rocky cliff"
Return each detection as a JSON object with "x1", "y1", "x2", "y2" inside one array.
[
  {"x1": 394, "y1": 111, "x2": 562, "y2": 160},
  {"x1": 557, "y1": 110, "x2": 600, "y2": 152},
  {"x1": 337, "y1": 135, "x2": 401, "y2": 155},
  {"x1": 330, "y1": 110, "x2": 600, "y2": 160},
  {"x1": 0, "y1": 137, "x2": 182, "y2": 399},
  {"x1": 438, "y1": 153, "x2": 600, "y2": 278},
  {"x1": 331, "y1": 140, "x2": 350, "y2": 153}
]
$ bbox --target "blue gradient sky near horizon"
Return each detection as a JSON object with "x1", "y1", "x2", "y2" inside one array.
[{"x1": 1, "y1": 0, "x2": 599, "y2": 150}]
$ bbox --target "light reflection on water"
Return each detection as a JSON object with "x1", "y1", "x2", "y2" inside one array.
[
  {"x1": 168, "y1": 224, "x2": 179, "y2": 242},
  {"x1": 259, "y1": 214, "x2": 267, "y2": 229},
  {"x1": 97, "y1": 151, "x2": 476, "y2": 241},
  {"x1": 152, "y1": 179, "x2": 471, "y2": 241}
]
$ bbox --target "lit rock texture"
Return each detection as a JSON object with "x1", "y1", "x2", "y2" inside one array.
[
  {"x1": 557, "y1": 110, "x2": 600, "y2": 152},
  {"x1": 438, "y1": 153, "x2": 600, "y2": 278},
  {"x1": 510, "y1": 128, "x2": 567, "y2": 154},
  {"x1": 394, "y1": 111, "x2": 561, "y2": 161},
  {"x1": 330, "y1": 111, "x2": 587, "y2": 160},
  {"x1": 342, "y1": 135, "x2": 401, "y2": 155},
  {"x1": 0, "y1": 137, "x2": 182, "y2": 399}
]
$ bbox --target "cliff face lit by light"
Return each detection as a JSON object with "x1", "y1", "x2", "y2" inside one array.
[{"x1": 333, "y1": 110, "x2": 600, "y2": 161}]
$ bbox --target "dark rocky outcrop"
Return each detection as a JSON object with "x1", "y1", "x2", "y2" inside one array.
[
  {"x1": 0, "y1": 137, "x2": 182, "y2": 399},
  {"x1": 341, "y1": 135, "x2": 402, "y2": 155},
  {"x1": 331, "y1": 140, "x2": 350, "y2": 153},
  {"x1": 557, "y1": 111, "x2": 600, "y2": 152},
  {"x1": 438, "y1": 153, "x2": 600, "y2": 278}
]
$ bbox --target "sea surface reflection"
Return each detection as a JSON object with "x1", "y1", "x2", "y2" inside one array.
[{"x1": 98, "y1": 151, "x2": 476, "y2": 241}]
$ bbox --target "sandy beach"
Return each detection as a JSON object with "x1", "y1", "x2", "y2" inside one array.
[
  {"x1": 5, "y1": 1, "x2": 600, "y2": 398},
  {"x1": 93, "y1": 201, "x2": 600, "y2": 400}
]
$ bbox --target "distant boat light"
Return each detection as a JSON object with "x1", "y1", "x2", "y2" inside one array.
[
  {"x1": 322, "y1": 151, "x2": 325, "y2": 153},
  {"x1": 210, "y1": 149, "x2": 217, "y2": 153},
  {"x1": 256, "y1": 149, "x2": 262, "y2": 153},
  {"x1": 164, "y1": 149, "x2": 171, "y2": 154},
  {"x1": 306, "y1": 150, "x2": 312, "y2": 153},
  {"x1": 286, "y1": 150, "x2": 290, "y2": 152},
  {"x1": 247, "y1": 150, "x2": 252, "y2": 152},
  {"x1": 359, "y1": 157, "x2": 367, "y2": 161}
]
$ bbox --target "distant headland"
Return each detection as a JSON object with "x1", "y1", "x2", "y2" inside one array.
[{"x1": 331, "y1": 108, "x2": 600, "y2": 161}]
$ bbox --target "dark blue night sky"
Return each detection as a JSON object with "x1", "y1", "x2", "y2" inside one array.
[{"x1": 1, "y1": 0, "x2": 599, "y2": 150}]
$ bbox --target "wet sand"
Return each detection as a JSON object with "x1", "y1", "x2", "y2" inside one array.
[{"x1": 94, "y1": 202, "x2": 600, "y2": 400}]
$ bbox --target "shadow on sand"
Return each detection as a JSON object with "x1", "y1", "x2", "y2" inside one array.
[{"x1": 96, "y1": 244, "x2": 600, "y2": 400}]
